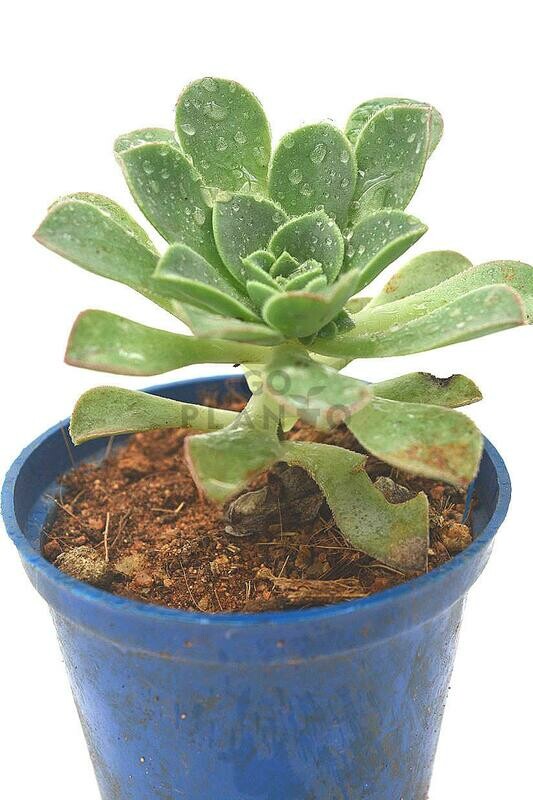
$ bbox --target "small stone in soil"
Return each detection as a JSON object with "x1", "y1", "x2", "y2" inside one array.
[{"x1": 55, "y1": 545, "x2": 114, "y2": 588}]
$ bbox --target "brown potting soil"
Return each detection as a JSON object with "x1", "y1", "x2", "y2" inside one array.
[{"x1": 43, "y1": 400, "x2": 473, "y2": 613}]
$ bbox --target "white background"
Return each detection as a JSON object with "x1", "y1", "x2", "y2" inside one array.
[{"x1": 1, "y1": 2, "x2": 531, "y2": 797}]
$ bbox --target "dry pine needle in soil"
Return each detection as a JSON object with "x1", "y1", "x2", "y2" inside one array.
[{"x1": 44, "y1": 400, "x2": 473, "y2": 613}]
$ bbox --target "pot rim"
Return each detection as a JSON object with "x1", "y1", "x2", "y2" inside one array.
[{"x1": 2, "y1": 373, "x2": 512, "y2": 628}]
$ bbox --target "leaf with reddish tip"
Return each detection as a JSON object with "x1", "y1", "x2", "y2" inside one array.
[
  {"x1": 176, "y1": 77, "x2": 271, "y2": 193},
  {"x1": 282, "y1": 440, "x2": 429, "y2": 573},
  {"x1": 66, "y1": 310, "x2": 269, "y2": 375},
  {"x1": 70, "y1": 387, "x2": 236, "y2": 444},
  {"x1": 347, "y1": 397, "x2": 484, "y2": 486},
  {"x1": 373, "y1": 372, "x2": 482, "y2": 407}
]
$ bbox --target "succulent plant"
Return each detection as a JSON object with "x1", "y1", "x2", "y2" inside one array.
[{"x1": 35, "y1": 77, "x2": 533, "y2": 574}]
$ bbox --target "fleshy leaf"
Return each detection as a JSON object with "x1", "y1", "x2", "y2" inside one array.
[
  {"x1": 373, "y1": 372, "x2": 482, "y2": 407},
  {"x1": 346, "y1": 98, "x2": 443, "y2": 155},
  {"x1": 176, "y1": 77, "x2": 271, "y2": 192},
  {"x1": 351, "y1": 105, "x2": 432, "y2": 220},
  {"x1": 175, "y1": 303, "x2": 285, "y2": 345},
  {"x1": 264, "y1": 346, "x2": 371, "y2": 429},
  {"x1": 355, "y1": 261, "x2": 533, "y2": 329},
  {"x1": 368, "y1": 250, "x2": 473, "y2": 308},
  {"x1": 185, "y1": 395, "x2": 282, "y2": 502},
  {"x1": 262, "y1": 267, "x2": 359, "y2": 338},
  {"x1": 246, "y1": 280, "x2": 280, "y2": 309},
  {"x1": 114, "y1": 128, "x2": 178, "y2": 154},
  {"x1": 284, "y1": 261, "x2": 324, "y2": 290},
  {"x1": 270, "y1": 251, "x2": 300, "y2": 278},
  {"x1": 66, "y1": 310, "x2": 269, "y2": 375},
  {"x1": 154, "y1": 243, "x2": 260, "y2": 321},
  {"x1": 117, "y1": 141, "x2": 225, "y2": 270},
  {"x1": 71, "y1": 386, "x2": 236, "y2": 444},
  {"x1": 282, "y1": 440, "x2": 429, "y2": 573},
  {"x1": 269, "y1": 211, "x2": 344, "y2": 283},
  {"x1": 34, "y1": 193, "x2": 175, "y2": 314},
  {"x1": 344, "y1": 210, "x2": 427, "y2": 290},
  {"x1": 347, "y1": 398, "x2": 483, "y2": 486},
  {"x1": 312, "y1": 284, "x2": 526, "y2": 357},
  {"x1": 268, "y1": 123, "x2": 357, "y2": 225},
  {"x1": 213, "y1": 194, "x2": 287, "y2": 284}
]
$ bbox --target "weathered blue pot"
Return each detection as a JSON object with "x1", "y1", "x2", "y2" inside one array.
[{"x1": 2, "y1": 375, "x2": 511, "y2": 800}]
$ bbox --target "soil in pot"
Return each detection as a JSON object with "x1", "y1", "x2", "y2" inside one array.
[{"x1": 42, "y1": 393, "x2": 473, "y2": 612}]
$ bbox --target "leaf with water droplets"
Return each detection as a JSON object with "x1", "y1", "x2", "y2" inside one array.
[
  {"x1": 66, "y1": 310, "x2": 269, "y2": 375},
  {"x1": 176, "y1": 77, "x2": 271, "y2": 192},
  {"x1": 347, "y1": 397, "x2": 483, "y2": 486},
  {"x1": 346, "y1": 98, "x2": 443, "y2": 155},
  {"x1": 117, "y1": 142, "x2": 228, "y2": 273},
  {"x1": 344, "y1": 210, "x2": 427, "y2": 290},
  {"x1": 372, "y1": 372, "x2": 482, "y2": 407},
  {"x1": 311, "y1": 284, "x2": 526, "y2": 358},
  {"x1": 351, "y1": 105, "x2": 433, "y2": 221},
  {"x1": 264, "y1": 346, "x2": 371, "y2": 430},
  {"x1": 368, "y1": 250, "x2": 473, "y2": 308},
  {"x1": 262, "y1": 267, "x2": 359, "y2": 338},
  {"x1": 269, "y1": 123, "x2": 356, "y2": 225},
  {"x1": 213, "y1": 194, "x2": 287, "y2": 284},
  {"x1": 114, "y1": 128, "x2": 178, "y2": 154},
  {"x1": 281, "y1": 440, "x2": 429, "y2": 573},
  {"x1": 34, "y1": 193, "x2": 177, "y2": 314},
  {"x1": 269, "y1": 210, "x2": 344, "y2": 283},
  {"x1": 185, "y1": 395, "x2": 282, "y2": 503},
  {"x1": 154, "y1": 243, "x2": 260, "y2": 321},
  {"x1": 70, "y1": 386, "x2": 236, "y2": 444}
]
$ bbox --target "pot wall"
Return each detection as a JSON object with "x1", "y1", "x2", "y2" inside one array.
[{"x1": 2, "y1": 376, "x2": 511, "y2": 800}]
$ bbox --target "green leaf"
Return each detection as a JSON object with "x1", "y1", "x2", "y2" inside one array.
[
  {"x1": 34, "y1": 193, "x2": 176, "y2": 314},
  {"x1": 246, "y1": 280, "x2": 280, "y2": 309},
  {"x1": 114, "y1": 127, "x2": 178, "y2": 154},
  {"x1": 368, "y1": 250, "x2": 473, "y2": 308},
  {"x1": 344, "y1": 296, "x2": 372, "y2": 314},
  {"x1": 346, "y1": 98, "x2": 443, "y2": 155},
  {"x1": 344, "y1": 210, "x2": 427, "y2": 290},
  {"x1": 270, "y1": 251, "x2": 300, "y2": 278},
  {"x1": 269, "y1": 211, "x2": 345, "y2": 283},
  {"x1": 154, "y1": 243, "x2": 260, "y2": 322},
  {"x1": 116, "y1": 141, "x2": 225, "y2": 270},
  {"x1": 347, "y1": 397, "x2": 483, "y2": 486},
  {"x1": 373, "y1": 372, "x2": 482, "y2": 407},
  {"x1": 71, "y1": 386, "x2": 236, "y2": 444},
  {"x1": 262, "y1": 267, "x2": 359, "y2": 338},
  {"x1": 268, "y1": 123, "x2": 357, "y2": 226},
  {"x1": 356, "y1": 261, "x2": 533, "y2": 330},
  {"x1": 351, "y1": 105, "x2": 433, "y2": 220},
  {"x1": 284, "y1": 261, "x2": 324, "y2": 290},
  {"x1": 175, "y1": 303, "x2": 285, "y2": 345},
  {"x1": 264, "y1": 346, "x2": 371, "y2": 429},
  {"x1": 184, "y1": 394, "x2": 282, "y2": 502},
  {"x1": 282, "y1": 440, "x2": 429, "y2": 573},
  {"x1": 312, "y1": 284, "x2": 526, "y2": 358},
  {"x1": 213, "y1": 194, "x2": 287, "y2": 283},
  {"x1": 66, "y1": 310, "x2": 269, "y2": 375},
  {"x1": 176, "y1": 77, "x2": 271, "y2": 192}
]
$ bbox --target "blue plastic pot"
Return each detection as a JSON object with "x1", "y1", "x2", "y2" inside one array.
[{"x1": 2, "y1": 375, "x2": 511, "y2": 800}]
